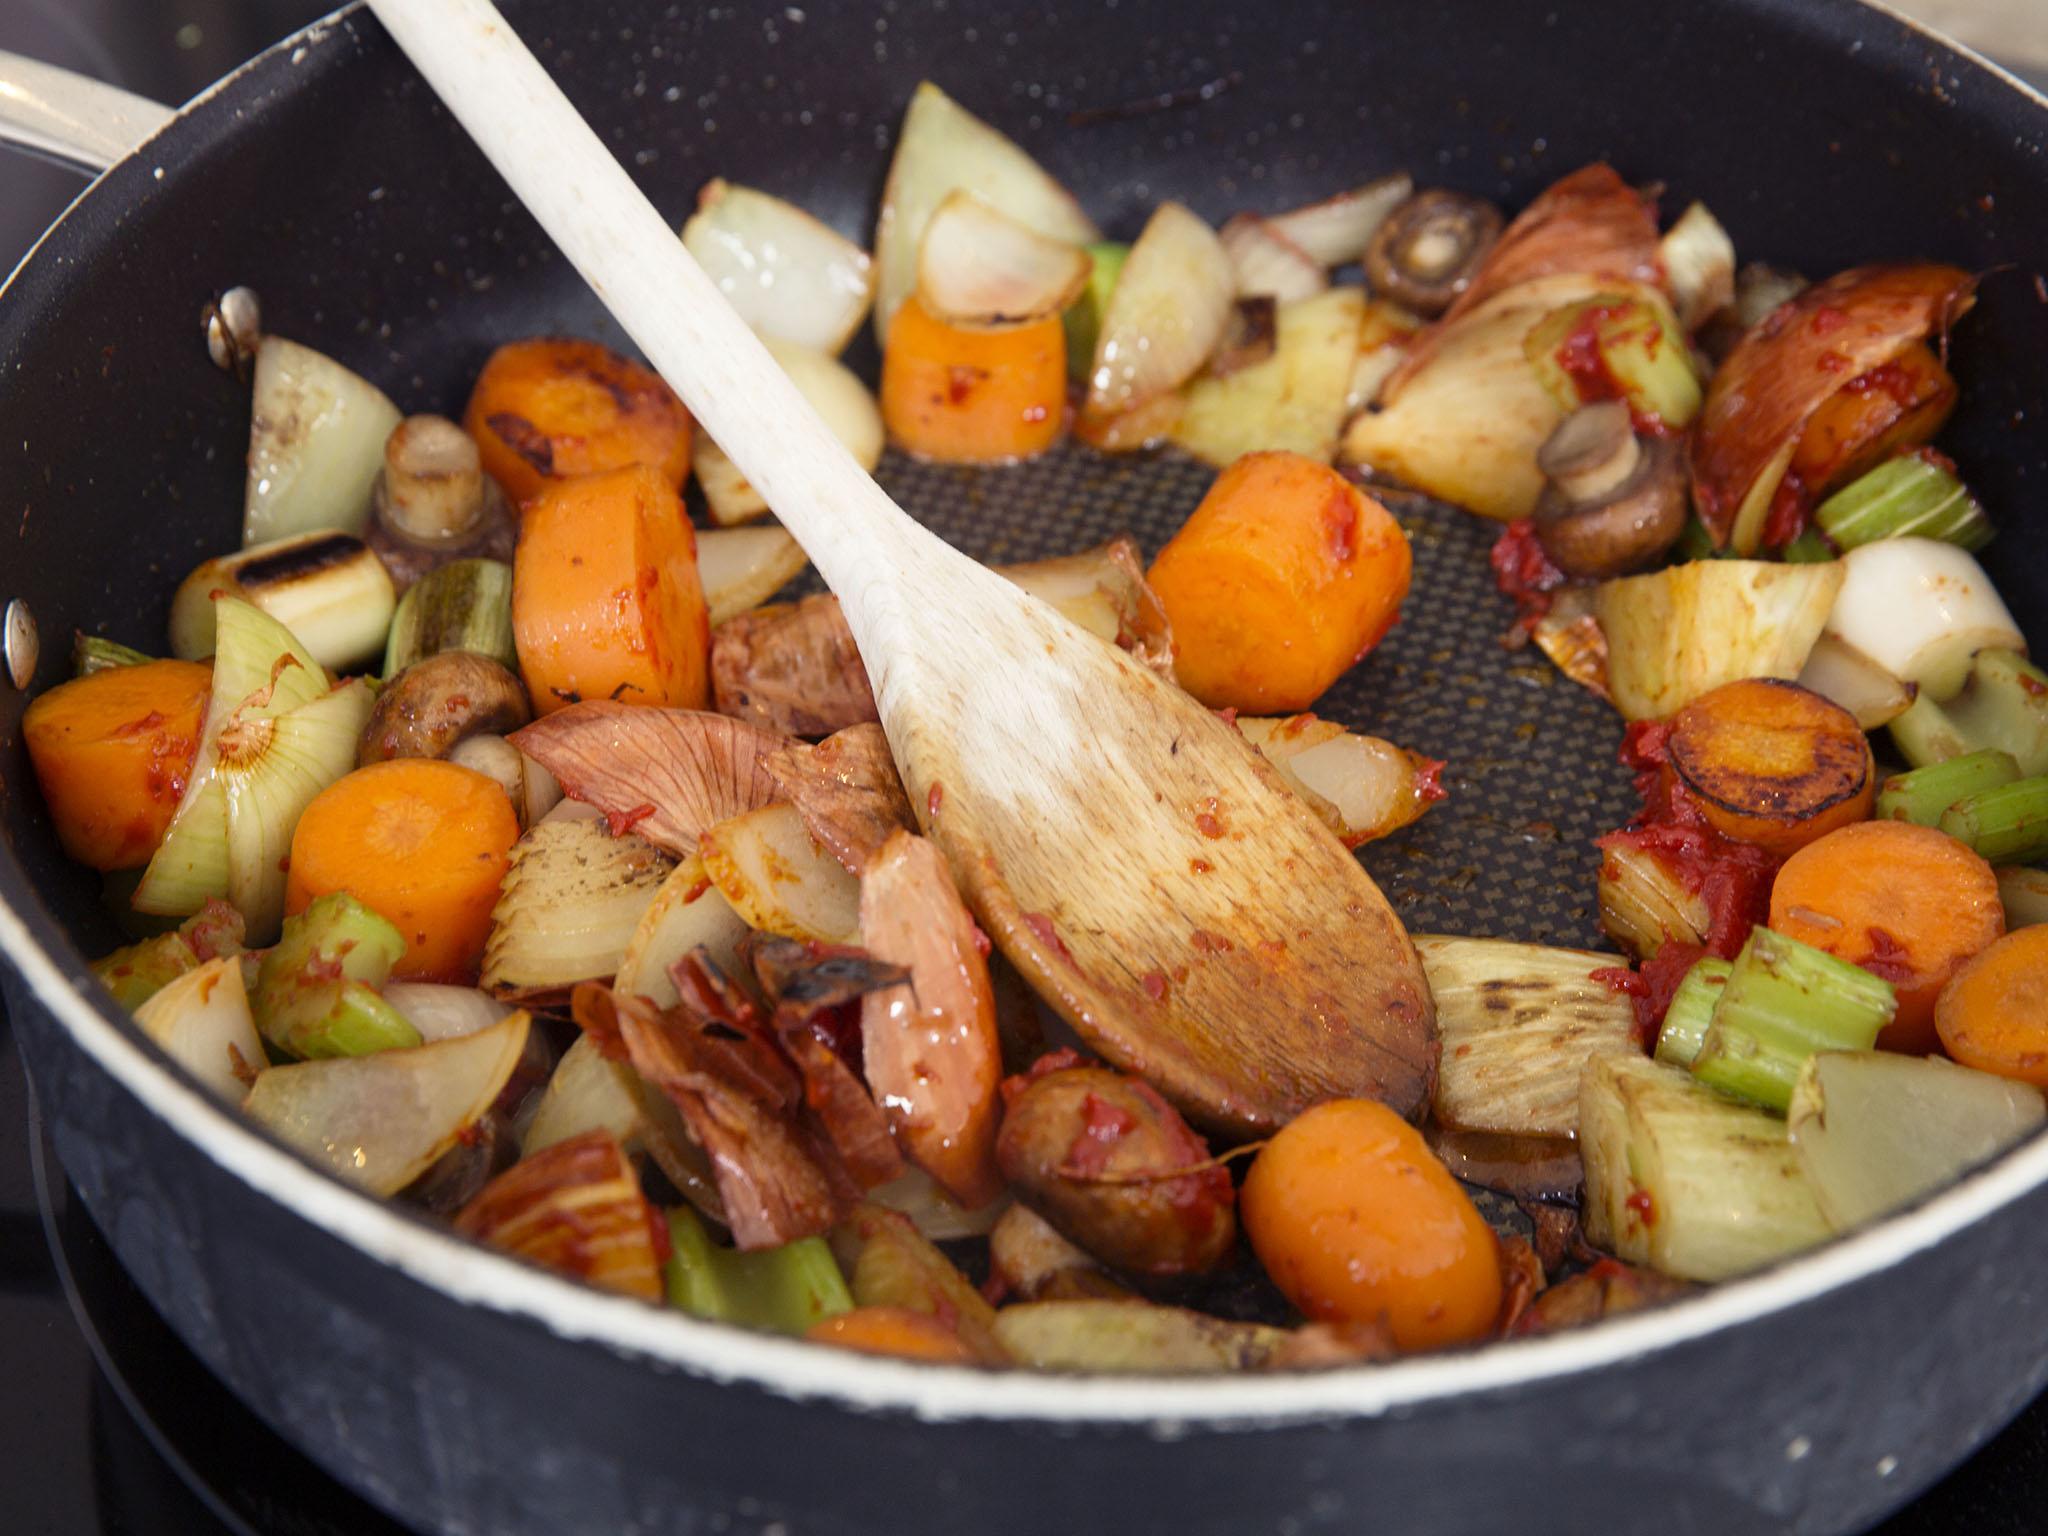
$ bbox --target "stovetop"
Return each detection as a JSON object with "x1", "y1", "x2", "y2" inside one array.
[{"x1": 4, "y1": 2, "x2": 2048, "y2": 1531}]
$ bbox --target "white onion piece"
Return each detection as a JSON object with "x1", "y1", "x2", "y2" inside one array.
[
  {"x1": 915, "y1": 190, "x2": 1092, "y2": 327},
  {"x1": 243, "y1": 1012, "x2": 530, "y2": 1196},
  {"x1": 1218, "y1": 215, "x2": 1326, "y2": 304},
  {"x1": 539, "y1": 796, "x2": 606, "y2": 825},
  {"x1": 243, "y1": 336, "x2": 402, "y2": 547},
  {"x1": 1795, "y1": 633, "x2": 1916, "y2": 730},
  {"x1": 681, "y1": 179, "x2": 873, "y2": 356},
  {"x1": 613, "y1": 854, "x2": 751, "y2": 1007},
  {"x1": 1084, "y1": 202, "x2": 1235, "y2": 418},
  {"x1": 1265, "y1": 173, "x2": 1412, "y2": 267},
  {"x1": 873, "y1": 81, "x2": 1100, "y2": 345},
  {"x1": 867, "y1": 1164, "x2": 1009, "y2": 1241},
  {"x1": 520, "y1": 1031, "x2": 643, "y2": 1155},
  {"x1": 699, "y1": 802, "x2": 861, "y2": 944},
  {"x1": 1823, "y1": 538, "x2": 2024, "y2": 702},
  {"x1": 133, "y1": 957, "x2": 265, "y2": 1104},
  {"x1": 697, "y1": 524, "x2": 810, "y2": 626},
  {"x1": 381, "y1": 982, "x2": 513, "y2": 1042},
  {"x1": 1660, "y1": 201, "x2": 1737, "y2": 332},
  {"x1": 696, "y1": 337, "x2": 883, "y2": 527},
  {"x1": 1346, "y1": 344, "x2": 1405, "y2": 414}
]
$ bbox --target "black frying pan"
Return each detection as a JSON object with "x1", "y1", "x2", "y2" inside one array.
[{"x1": 3, "y1": 3, "x2": 2048, "y2": 1532}]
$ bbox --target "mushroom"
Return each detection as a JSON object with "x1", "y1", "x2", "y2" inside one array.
[
  {"x1": 1364, "y1": 190, "x2": 1503, "y2": 316},
  {"x1": 1532, "y1": 401, "x2": 1687, "y2": 579},
  {"x1": 357, "y1": 650, "x2": 532, "y2": 766},
  {"x1": 364, "y1": 415, "x2": 517, "y2": 593}
]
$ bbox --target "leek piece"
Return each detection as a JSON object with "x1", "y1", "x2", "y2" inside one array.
[
  {"x1": 1780, "y1": 527, "x2": 1835, "y2": 564},
  {"x1": 382, "y1": 557, "x2": 517, "y2": 676},
  {"x1": 73, "y1": 634, "x2": 154, "y2": 677},
  {"x1": 1996, "y1": 865, "x2": 2048, "y2": 929},
  {"x1": 1062, "y1": 241, "x2": 1129, "y2": 383},
  {"x1": 1890, "y1": 650, "x2": 2048, "y2": 774},
  {"x1": 1814, "y1": 453, "x2": 1993, "y2": 553},
  {"x1": 92, "y1": 901, "x2": 247, "y2": 1012},
  {"x1": 1652, "y1": 955, "x2": 1733, "y2": 1070},
  {"x1": 664, "y1": 1207, "x2": 853, "y2": 1336},
  {"x1": 253, "y1": 891, "x2": 420, "y2": 1059},
  {"x1": 1692, "y1": 927, "x2": 1896, "y2": 1113},
  {"x1": 1876, "y1": 749, "x2": 2021, "y2": 827},
  {"x1": 1579, "y1": 1053, "x2": 1831, "y2": 1282},
  {"x1": 1523, "y1": 291, "x2": 1702, "y2": 428},
  {"x1": 1939, "y1": 776, "x2": 2048, "y2": 866}
]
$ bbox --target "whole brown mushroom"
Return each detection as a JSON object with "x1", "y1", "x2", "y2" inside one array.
[
  {"x1": 1532, "y1": 401, "x2": 1688, "y2": 579},
  {"x1": 358, "y1": 650, "x2": 532, "y2": 767}
]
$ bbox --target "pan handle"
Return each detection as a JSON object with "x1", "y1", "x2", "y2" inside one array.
[{"x1": 0, "y1": 50, "x2": 174, "y2": 175}]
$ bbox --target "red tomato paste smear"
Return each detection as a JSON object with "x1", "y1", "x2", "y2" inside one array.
[{"x1": 1489, "y1": 520, "x2": 1568, "y2": 644}]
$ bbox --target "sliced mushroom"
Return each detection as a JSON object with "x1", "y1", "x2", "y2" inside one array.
[
  {"x1": 358, "y1": 651, "x2": 533, "y2": 766},
  {"x1": 1363, "y1": 190, "x2": 1503, "y2": 316},
  {"x1": 1532, "y1": 402, "x2": 1686, "y2": 579},
  {"x1": 365, "y1": 415, "x2": 518, "y2": 593}
]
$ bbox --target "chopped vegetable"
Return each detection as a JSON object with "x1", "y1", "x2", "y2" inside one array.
[
  {"x1": 1362, "y1": 187, "x2": 1503, "y2": 318},
  {"x1": 1523, "y1": 290, "x2": 1701, "y2": 428},
  {"x1": 1530, "y1": 403, "x2": 1687, "y2": 579},
  {"x1": 1083, "y1": 202, "x2": 1235, "y2": 420},
  {"x1": 1172, "y1": 288, "x2": 1364, "y2": 467},
  {"x1": 828, "y1": 1201, "x2": 1007, "y2": 1362},
  {"x1": 456, "y1": 1129, "x2": 664, "y2": 1301},
  {"x1": 1823, "y1": 538, "x2": 2022, "y2": 703},
  {"x1": 694, "y1": 338, "x2": 883, "y2": 525},
  {"x1": 993, "y1": 1300, "x2": 1288, "y2": 1373},
  {"x1": 131, "y1": 955, "x2": 266, "y2": 1103},
  {"x1": 358, "y1": 653, "x2": 530, "y2": 767},
  {"x1": 681, "y1": 178, "x2": 873, "y2": 355},
  {"x1": 170, "y1": 531, "x2": 397, "y2": 674},
  {"x1": 1788, "y1": 1051, "x2": 2045, "y2": 1231},
  {"x1": 998, "y1": 538, "x2": 1175, "y2": 677},
  {"x1": 481, "y1": 819, "x2": 672, "y2": 1003},
  {"x1": 764, "y1": 724, "x2": 915, "y2": 876},
  {"x1": 1890, "y1": 650, "x2": 2048, "y2": 775},
  {"x1": 1595, "y1": 557, "x2": 1842, "y2": 721},
  {"x1": 1663, "y1": 679, "x2": 1873, "y2": 856},
  {"x1": 611, "y1": 856, "x2": 749, "y2": 1007},
  {"x1": 916, "y1": 189, "x2": 1092, "y2": 327},
  {"x1": 1235, "y1": 714, "x2": 1444, "y2": 846},
  {"x1": 1147, "y1": 452, "x2": 1411, "y2": 712},
  {"x1": 1269, "y1": 174, "x2": 1412, "y2": 267},
  {"x1": 379, "y1": 983, "x2": 514, "y2": 1043},
  {"x1": 868, "y1": 1165, "x2": 1009, "y2": 1244},
  {"x1": 1940, "y1": 776, "x2": 2048, "y2": 866},
  {"x1": 243, "y1": 334, "x2": 402, "y2": 546},
  {"x1": 24, "y1": 658, "x2": 210, "y2": 871},
  {"x1": 1219, "y1": 215, "x2": 1326, "y2": 305},
  {"x1": 381, "y1": 557, "x2": 516, "y2": 677},
  {"x1": 286, "y1": 759, "x2": 520, "y2": 983},
  {"x1": 92, "y1": 900, "x2": 246, "y2": 1012},
  {"x1": 807, "y1": 1307, "x2": 980, "y2": 1363},
  {"x1": 700, "y1": 802, "x2": 862, "y2": 944},
  {"x1": 1659, "y1": 201, "x2": 1736, "y2": 332},
  {"x1": 254, "y1": 891, "x2": 420, "y2": 1059},
  {"x1": 512, "y1": 463, "x2": 711, "y2": 714},
  {"x1": 72, "y1": 634, "x2": 154, "y2": 677},
  {"x1": 1878, "y1": 750, "x2": 2022, "y2": 827},
  {"x1": 1794, "y1": 632, "x2": 1917, "y2": 731},
  {"x1": 1935, "y1": 926, "x2": 2048, "y2": 1087},
  {"x1": 1789, "y1": 341, "x2": 1956, "y2": 504},
  {"x1": 710, "y1": 594, "x2": 879, "y2": 739},
  {"x1": 1415, "y1": 935, "x2": 1637, "y2": 1138},
  {"x1": 1596, "y1": 841, "x2": 1711, "y2": 960},
  {"x1": 1995, "y1": 866, "x2": 2048, "y2": 929},
  {"x1": 1241, "y1": 1098, "x2": 1501, "y2": 1351},
  {"x1": 697, "y1": 526, "x2": 808, "y2": 627},
  {"x1": 1061, "y1": 241, "x2": 1128, "y2": 382},
  {"x1": 1652, "y1": 954, "x2": 1732, "y2": 1069},
  {"x1": 1814, "y1": 451, "x2": 1992, "y2": 553},
  {"x1": 1769, "y1": 820, "x2": 2004, "y2": 1054},
  {"x1": 880, "y1": 296, "x2": 1065, "y2": 463},
  {"x1": 244, "y1": 1011, "x2": 531, "y2": 1197},
  {"x1": 663, "y1": 1206, "x2": 853, "y2": 1335},
  {"x1": 1578, "y1": 1053, "x2": 1829, "y2": 1282},
  {"x1": 1691, "y1": 926, "x2": 1895, "y2": 1112},
  {"x1": 364, "y1": 414, "x2": 518, "y2": 596},
  {"x1": 462, "y1": 336, "x2": 693, "y2": 505}
]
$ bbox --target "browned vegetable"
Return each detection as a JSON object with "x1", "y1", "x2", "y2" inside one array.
[
  {"x1": 1664, "y1": 678, "x2": 1875, "y2": 856},
  {"x1": 1364, "y1": 189, "x2": 1502, "y2": 317},
  {"x1": 994, "y1": 1059, "x2": 1236, "y2": 1276},
  {"x1": 1531, "y1": 402, "x2": 1686, "y2": 579},
  {"x1": 453, "y1": 1129, "x2": 664, "y2": 1300},
  {"x1": 711, "y1": 594, "x2": 880, "y2": 739},
  {"x1": 828, "y1": 1201, "x2": 1008, "y2": 1362},
  {"x1": 1689, "y1": 263, "x2": 1977, "y2": 550},
  {"x1": 986, "y1": 1202, "x2": 1132, "y2": 1302},
  {"x1": 763, "y1": 723, "x2": 916, "y2": 875},
  {"x1": 1512, "y1": 1259, "x2": 1692, "y2": 1336},
  {"x1": 357, "y1": 651, "x2": 531, "y2": 767}
]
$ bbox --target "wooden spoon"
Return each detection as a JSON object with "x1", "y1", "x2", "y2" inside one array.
[{"x1": 365, "y1": 0, "x2": 1435, "y2": 1135}]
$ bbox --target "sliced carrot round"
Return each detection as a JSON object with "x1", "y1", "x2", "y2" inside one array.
[
  {"x1": 880, "y1": 295, "x2": 1065, "y2": 464},
  {"x1": 1936, "y1": 927, "x2": 2048, "y2": 1087},
  {"x1": 463, "y1": 337, "x2": 693, "y2": 504},
  {"x1": 1666, "y1": 678, "x2": 1873, "y2": 856}
]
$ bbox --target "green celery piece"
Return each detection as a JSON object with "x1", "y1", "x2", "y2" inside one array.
[
  {"x1": 1062, "y1": 242, "x2": 1129, "y2": 384},
  {"x1": 382, "y1": 558, "x2": 516, "y2": 677},
  {"x1": 1654, "y1": 955, "x2": 1733, "y2": 1069},
  {"x1": 1888, "y1": 692, "x2": 1971, "y2": 770},
  {"x1": 73, "y1": 633, "x2": 155, "y2": 677},
  {"x1": 92, "y1": 900, "x2": 247, "y2": 1011},
  {"x1": 1877, "y1": 749, "x2": 2021, "y2": 827},
  {"x1": 253, "y1": 891, "x2": 418, "y2": 1059},
  {"x1": 1940, "y1": 777, "x2": 2048, "y2": 866},
  {"x1": 1945, "y1": 651, "x2": 2048, "y2": 777},
  {"x1": 1813, "y1": 453, "x2": 1992, "y2": 553},
  {"x1": 1692, "y1": 927, "x2": 1895, "y2": 1113},
  {"x1": 1522, "y1": 291, "x2": 1702, "y2": 428},
  {"x1": 664, "y1": 1207, "x2": 853, "y2": 1335},
  {"x1": 1779, "y1": 527, "x2": 1835, "y2": 564}
]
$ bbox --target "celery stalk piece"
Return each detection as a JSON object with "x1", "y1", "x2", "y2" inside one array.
[
  {"x1": 1996, "y1": 865, "x2": 2048, "y2": 929},
  {"x1": 1888, "y1": 692, "x2": 1971, "y2": 770},
  {"x1": 1944, "y1": 650, "x2": 2048, "y2": 776},
  {"x1": 253, "y1": 891, "x2": 420, "y2": 1060},
  {"x1": 1062, "y1": 241, "x2": 1129, "y2": 384},
  {"x1": 1814, "y1": 453, "x2": 1993, "y2": 553},
  {"x1": 1691, "y1": 927, "x2": 1896, "y2": 1113},
  {"x1": 664, "y1": 1207, "x2": 853, "y2": 1335},
  {"x1": 1522, "y1": 291, "x2": 1702, "y2": 428},
  {"x1": 92, "y1": 901, "x2": 249, "y2": 1013},
  {"x1": 72, "y1": 633, "x2": 155, "y2": 677},
  {"x1": 1877, "y1": 749, "x2": 2022, "y2": 827},
  {"x1": 382, "y1": 557, "x2": 517, "y2": 677},
  {"x1": 1653, "y1": 955, "x2": 1733, "y2": 1070},
  {"x1": 1939, "y1": 776, "x2": 2048, "y2": 866}
]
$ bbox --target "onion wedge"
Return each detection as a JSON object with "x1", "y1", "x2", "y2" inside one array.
[
  {"x1": 1821, "y1": 537, "x2": 2021, "y2": 702},
  {"x1": 873, "y1": 81, "x2": 1099, "y2": 345},
  {"x1": 1266, "y1": 173, "x2": 1412, "y2": 267},
  {"x1": 243, "y1": 336, "x2": 402, "y2": 547},
  {"x1": 697, "y1": 525, "x2": 809, "y2": 627},
  {"x1": 1083, "y1": 202, "x2": 1234, "y2": 419},
  {"x1": 1237, "y1": 714, "x2": 1445, "y2": 846},
  {"x1": 694, "y1": 338, "x2": 883, "y2": 527},
  {"x1": 1174, "y1": 288, "x2": 1364, "y2": 467},
  {"x1": 1219, "y1": 215, "x2": 1327, "y2": 304},
  {"x1": 244, "y1": 1011, "x2": 531, "y2": 1196},
  {"x1": 133, "y1": 956, "x2": 265, "y2": 1104},
  {"x1": 916, "y1": 190, "x2": 1092, "y2": 327},
  {"x1": 681, "y1": 178, "x2": 873, "y2": 356},
  {"x1": 700, "y1": 802, "x2": 863, "y2": 943},
  {"x1": 456, "y1": 1129, "x2": 665, "y2": 1300}
]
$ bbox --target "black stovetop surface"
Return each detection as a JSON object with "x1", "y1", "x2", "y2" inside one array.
[{"x1": 4, "y1": 3, "x2": 2048, "y2": 1531}]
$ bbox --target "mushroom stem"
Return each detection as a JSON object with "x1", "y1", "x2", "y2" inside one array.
[
  {"x1": 1539, "y1": 401, "x2": 1641, "y2": 506},
  {"x1": 381, "y1": 415, "x2": 487, "y2": 541}
]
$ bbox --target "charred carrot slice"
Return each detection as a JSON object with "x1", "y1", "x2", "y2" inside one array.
[
  {"x1": 463, "y1": 337, "x2": 693, "y2": 504},
  {"x1": 1666, "y1": 678, "x2": 1874, "y2": 856}
]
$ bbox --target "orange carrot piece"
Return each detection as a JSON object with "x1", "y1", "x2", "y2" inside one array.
[
  {"x1": 1770, "y1": 820, "x2": 2004, "y2": 1054},
  {"x1": 880, "y1": 295, "x2": 1065, "y2": 463},
  {"x1": 285, "y1": 758, "x2": 520, "y2": 982},
  {"x1": 1147, "y1": 451, "x2": 1411, "y2": 712},
  {"x1": 1666, "y1": 678, "x2": 1874, "y2": 857},
  {"x1": 24, "y1": 659, "x2": 211, "y2": 871},
  {"x1": 513, "y1": 463, "x2": 710, "y2": 714},
  {"x1": 1240, "y1": 1098, "x2": 1501, "y2": 1352},
  {"x1": 462, "y1": 337, "x2": 693, "y2": 504},
  {"x1": 1935, "y1": 926, "x2": 2048, "y2": 1087},
  {"x1": 806, "y1": 1305, "x2": 980, "y2": 1363}
]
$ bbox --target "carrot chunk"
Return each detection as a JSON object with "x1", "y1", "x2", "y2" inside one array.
[
  {"x1": 1147, "y1": 452, "x2": 1411, "y2": 712},
  {"x1": 880, "y1": 295, "x2": 1065, "y2": 463},
  {"x1": 285, "y1": 758, "x2": 520, "y2": 983},
  {"x1": 1935, "y1": 926, "x2": 2048, "y2": 1087},
  {"x1": 1769, "y1": 820, "x2": 2004, "y2": 1053},
  {"x1": 1666, "y1": 678, "x2": 1874, "y2": 856},
  {"x1": 463, "y1": 337, "x2": 693, "y2": 505},
  {"x1": 24, "y1": 659, "x2": 211, "y2": 871},
  {"x1": 806, "y1": 1305, "x2": 980, "y2": 1363}
]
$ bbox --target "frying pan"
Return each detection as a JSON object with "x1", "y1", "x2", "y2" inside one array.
[{"x1": 2, "y1": 3, "x2": 2046, "y2": 1532}]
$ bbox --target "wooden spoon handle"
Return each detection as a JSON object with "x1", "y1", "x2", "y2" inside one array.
[{"x1": 363, "y1": 0, "x2": 944, "y2": 626}]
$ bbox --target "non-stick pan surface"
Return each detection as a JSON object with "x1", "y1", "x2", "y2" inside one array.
[{"x1": 4, "y1": 3, "x2": 2048, "y2": 1532}]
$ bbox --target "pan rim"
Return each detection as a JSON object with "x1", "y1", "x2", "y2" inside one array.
[{"x1": 5, "y1": 0, "x2": 2048, "y2": 1432}]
